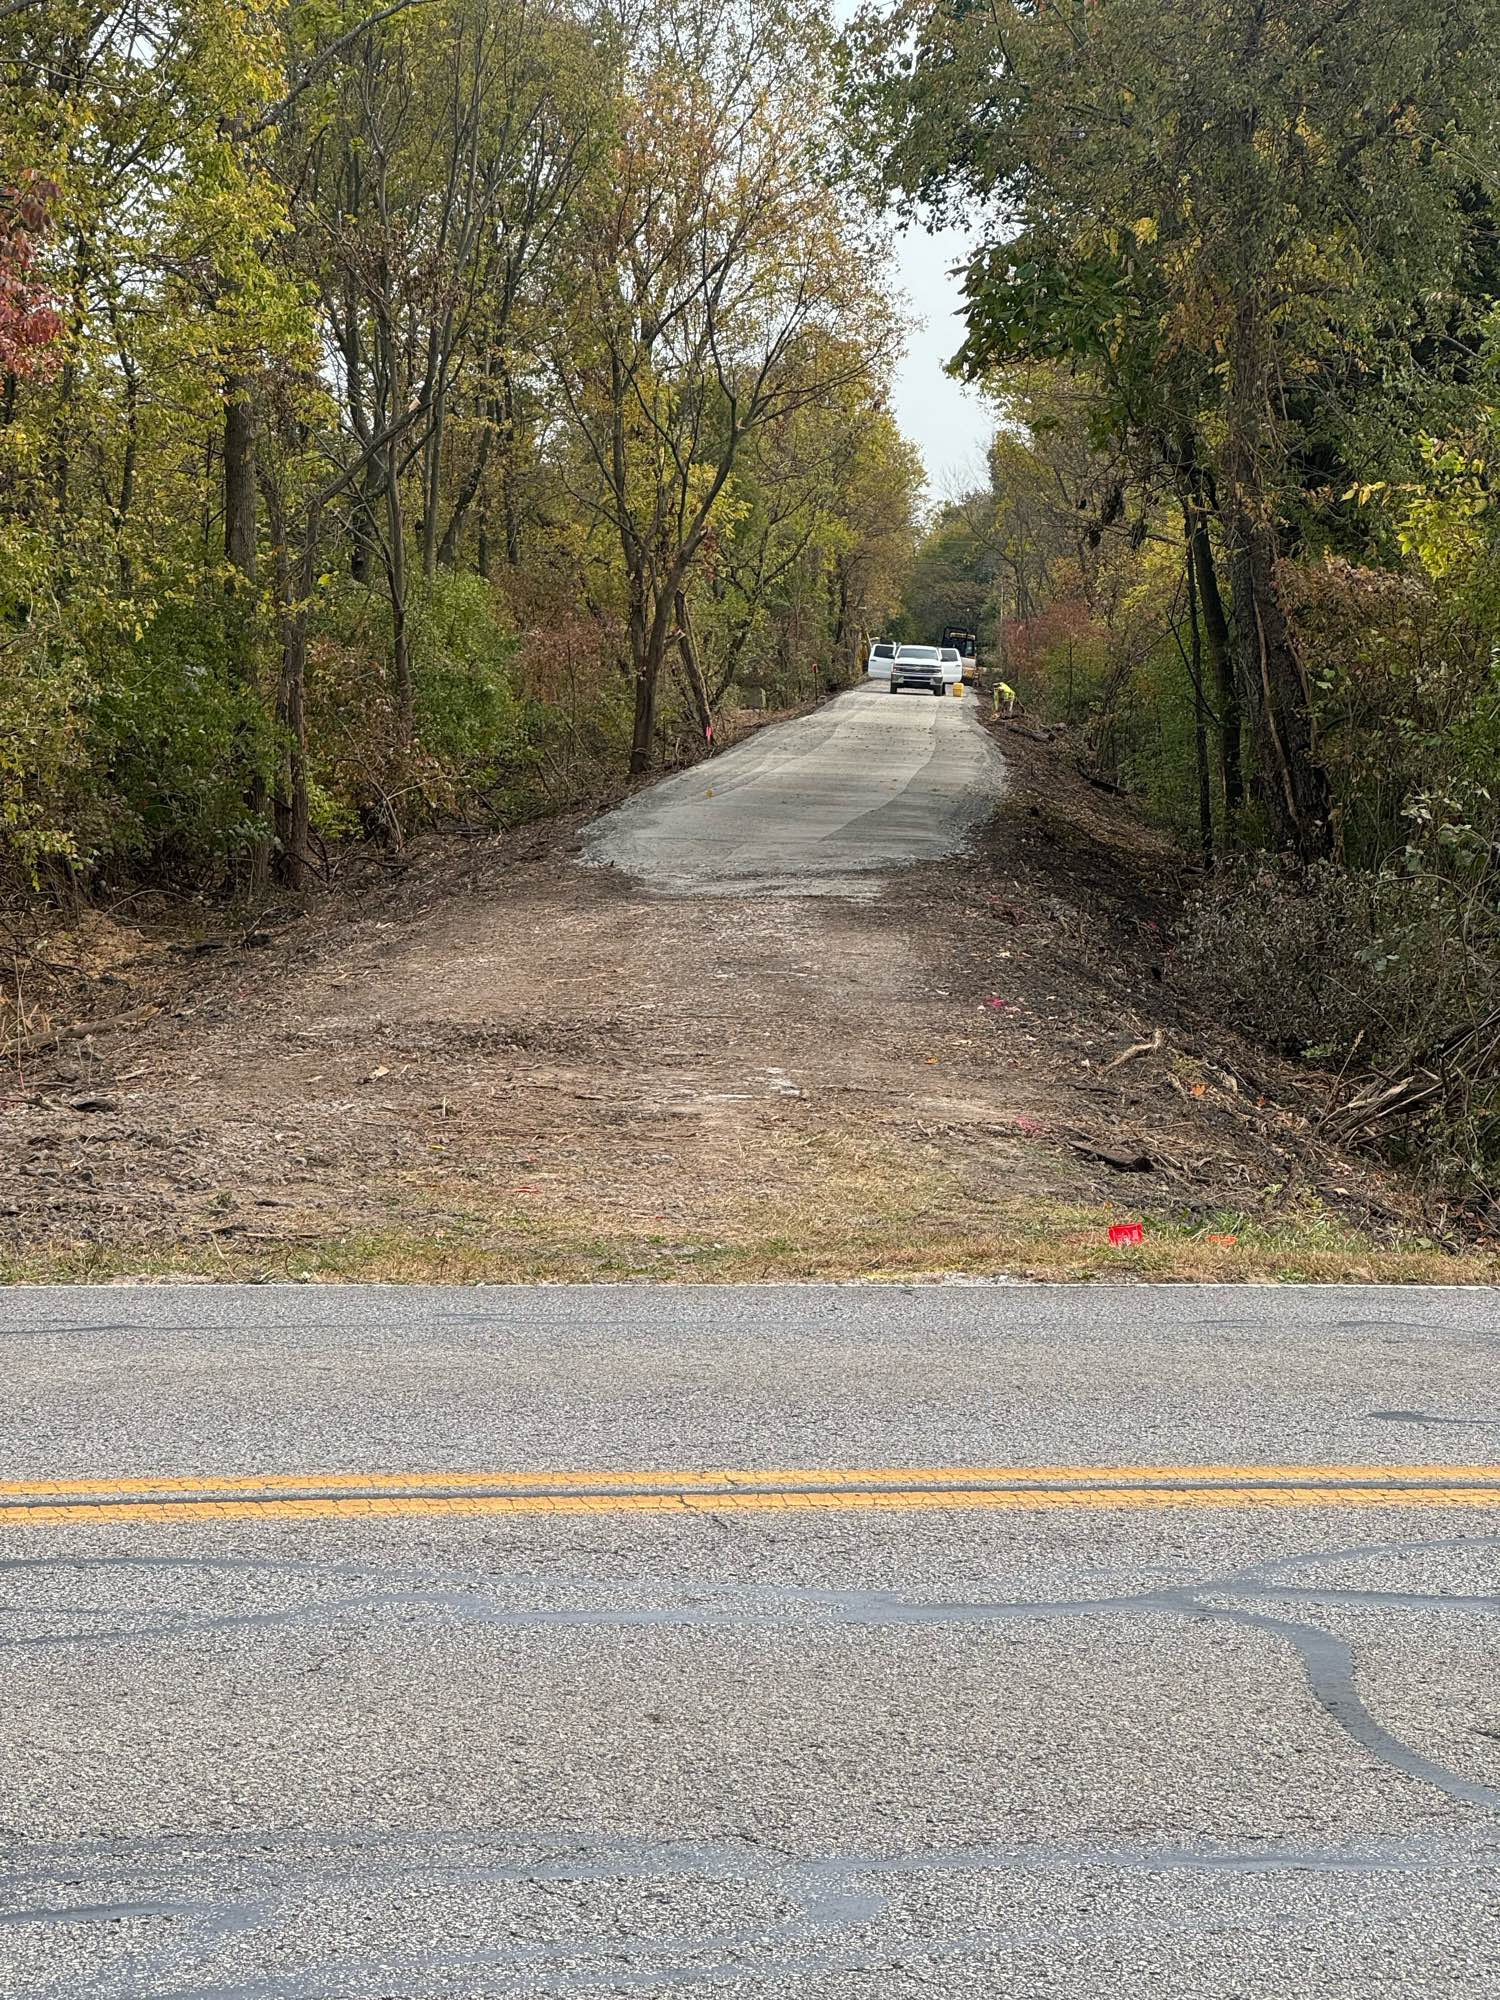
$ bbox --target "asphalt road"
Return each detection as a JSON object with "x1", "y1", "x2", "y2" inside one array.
[
  {"x1": 583, "y1": 683, "x2": 1004, "y2": 895},
  {"x1": 2, "y1": 1282, "x2": 1499, "y2": 1997}
]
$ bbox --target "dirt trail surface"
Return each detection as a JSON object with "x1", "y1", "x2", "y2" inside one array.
[
  {"x1": 585, "y1": 686, "x2": 1004, "y2": 895},
  {"x1": 0, "y1": 694, "x2": 1466, "y2": 1280}
]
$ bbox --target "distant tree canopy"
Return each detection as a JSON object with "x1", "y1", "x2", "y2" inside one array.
[{"x1": 895, "y1": 495, "x2": 994, "y2": 645}]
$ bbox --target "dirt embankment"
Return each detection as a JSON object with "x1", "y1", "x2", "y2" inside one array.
[{"x1": 1, "y1": 717, "x2": 1488, "y2": 1282}]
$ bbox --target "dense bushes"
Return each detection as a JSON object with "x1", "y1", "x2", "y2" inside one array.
[
  {"x1": 1282, "y1": 558, "x2": 1500, "y2": 872},
  {"x1": 306, "y1": 573, "x2": 535, "y2": 841},
  {"x1": 89, "y1": 603, "x2": 275, "y2": 877},
  {"x1": 1176, "y1": 860, "x2": 1500, "y2": 1192},
  {"x1": 1, "y1": 575, "x2": 550, "y2": 892}
]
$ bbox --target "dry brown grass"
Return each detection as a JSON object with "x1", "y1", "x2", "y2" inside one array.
[{"x1": 5, "y1": 1192, "x2": 1492, "y2": 1287}]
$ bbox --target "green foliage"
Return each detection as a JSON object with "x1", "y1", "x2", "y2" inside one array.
[
  {"x1": 0, "y1": 640, "x2": 97, "y2": 882},
  {"x1": 87, "y1": 601, "x2": 275, "y2": 873},
  {"x1": 0, "y1": 0, "x2": 920, "y2": 897},
  {"x1": 1281, "y1": 557, "x2": 1500, "y2": 869},
  {"x1": 409, "y1": 572, "x2": 527, "y2": 779},
  {"x1": 0, "y1": 595, "x2": 277, "y2": 887},
  {"x1": 898, "y1": 497, "x2": 995, "y2": 643},
  {"x1": 304, "y1": 572, "x2": 535, "y2": 823}
]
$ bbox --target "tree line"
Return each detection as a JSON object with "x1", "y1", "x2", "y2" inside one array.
[
  {"x1": 856, "y1": 0, "x2": 1500, "y2": 1191},
  {"x1": 3, "y1": 0, "x2": 919, "y2": 892}
]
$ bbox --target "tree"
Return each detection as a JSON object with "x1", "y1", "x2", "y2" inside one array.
[
  {"x1": 899, "y1": 493, "x2": 997, "y2": 644},
  {"x1": 0, "y1": 178, "x2": 61, "y2": 379},
  {"x1": 556, "y1": 0, "x2": 889, "y2": 773},
  {"x1": 0, "y1": 0, "x2": 917, "y2": 899},
  {"x1": 852, "y1": 0, "x2": 1500, "y2": 857},
  {"x1": 692, "y1": 379, "x2": 917, "y2": 700}
]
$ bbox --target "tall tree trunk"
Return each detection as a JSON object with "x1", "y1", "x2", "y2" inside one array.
[
  {"x1": 276, "y1": 606, "x2": 312, "y2": 890},
  {"x1": 1185, "y1": 486, "x2": 1242, "y2": 814},
  {"x1": 629, "y1": 658, "x2": 658, "y2": 778},
  {"x1": 499, "y1": 364, "x2": 522, "y2": 566},
  {"x1": 420, "y1": 380, "x2": 445, "y2": 581},
  {"x1": 627, "y1": 584, "x2": 656, "y2": 778},
  {"x1": 383, "y1": 453, "x2": 414, "y2": 747},
  {"x1": 349, "y1": 460, "x2": 381, "y2": 582},
  {"x1": 829, "y1": 564, "x2": 854, "y2": 680},
  {"x1": 223, "y1": 380, "x2": 258, "y2": 583},
  {"x1": 437, "y1": 419, "x2": 492, "y2": 568},
  {"x1": 1223, "y1": 304, "x2": 1331, "y2": 860},
  {"x1": 225, "y1": 375, "x2": 273, "y2": 890},
  {"x1": 260, "y1": 472, "x2": 313, "y2": 891},
  {"x1": 674, "y1": 589, "x2": 713, "y2": 741},
  {"x1": 1184, "y1": 533, "x2": 1213, "y2": 871},
  {"x1": 1222, "y1": 497, "x2": 1331, "y2": 858}
]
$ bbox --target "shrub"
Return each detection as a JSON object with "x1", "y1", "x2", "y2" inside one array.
[
  {"x1": 2, "y1": 594, "x2": 275, "y2": 891},
  {"x1": 0, "y1": 638, "x2": 100, "y2": 885},
  {"x1": 1175, "y1": 857, "x2": 1499, "y2": 1189},
  {"x1": 307, "y1": 570, "x2": 536, "y2": 828},
  {"x1": 88, "y1": 601, "x2": 275, "y2": 878}
]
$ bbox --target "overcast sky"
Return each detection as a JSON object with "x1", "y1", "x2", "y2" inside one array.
[
  {"x1": 882, "y1": 218, "x2": 993, "y2": 499},
  {"x1": 828, "y1": 0, "x2": 994, "y2": 498}
]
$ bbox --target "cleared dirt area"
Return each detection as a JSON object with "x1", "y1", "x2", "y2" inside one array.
[{"x1": 1, "y1": 711, "x2": 1489, "y2": 1282}]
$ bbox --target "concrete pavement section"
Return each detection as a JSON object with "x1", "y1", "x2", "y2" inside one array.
[
  {"x1": 1, "y1": 1282, "x2": 1498, "y2": 1997},
  {"x1": 583, "y1": 684, "x2": 1005, "y2": 896}
]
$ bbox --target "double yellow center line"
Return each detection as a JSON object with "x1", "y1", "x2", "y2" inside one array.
[{"x1": 0, "y1": 1463, "x2": 1497, "y2": 1527}]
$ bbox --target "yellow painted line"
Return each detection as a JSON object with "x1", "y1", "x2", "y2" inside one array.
[
  {"x1": 3, "y1": 1487, "x2": 1500, "y2": 1528},
  {"x1": 1, "y1": 1462, "x2": 1496, "y2": 1501},
  {"x1": 0, "y1": 1466, "x2": 1496, "y2": 1528}
]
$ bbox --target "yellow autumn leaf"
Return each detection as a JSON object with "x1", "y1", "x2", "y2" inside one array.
[{"x1": 1132, "y1": 216, "x2": 1159, "y2": 244}]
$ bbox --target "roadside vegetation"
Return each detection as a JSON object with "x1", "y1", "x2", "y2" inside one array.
[
  {"x1": 5, "y1": 1212, "x2": 1488, "y2": 1289},
  {"x1": 853, "y1": 0, "x2": 1500, "y2": 1213},
  {"x1": 1, "y1": 0, "x2": 919, "y2": 906},
  {"x1": 6, "y1": 0, "x2": 1500, "y2": 1275}
]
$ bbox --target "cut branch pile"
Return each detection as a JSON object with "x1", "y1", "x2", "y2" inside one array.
[{"x1": 1329, "y1": 1008, "x2": 1500, "y2": 1142}]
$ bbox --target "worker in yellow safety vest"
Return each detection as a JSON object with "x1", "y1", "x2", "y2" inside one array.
[{"x1": 995, "y1": 680, "x2": 1018, "y2": 715}]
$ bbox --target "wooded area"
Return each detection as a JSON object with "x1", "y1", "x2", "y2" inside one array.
[
  {"x1": 7, "y1": 0, "x2": 1500, "y2": 1205},
  {"x1": 2, "y1": 0, "x2": 918, "y2": 892},
  {"x1": 858, "y1": 0, "x2": 1500, "y2": 1196}
]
